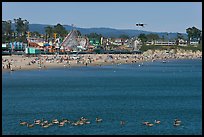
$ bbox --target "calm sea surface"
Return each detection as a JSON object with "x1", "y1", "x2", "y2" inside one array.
[{"x1": 2, "y1": 59, "x2": 202, "y2": 135}]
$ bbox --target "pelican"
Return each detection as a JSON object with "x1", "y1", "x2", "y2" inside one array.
[
  {"x1": 174, "y1": 119, "x2": 181, "y2": 123},
  {"x1": 27, "y1": 123, "x2": 35, "y2": 128},
  {"x1": 78, "y1": 121, "x2": 84, "y2": 125},
  {"x1": 19, "y1": 120, "x2": 27, "y2": 126},
  {"x1": 62, "y1": 119, "x2": 69, "y2": 123},
  {"x1": 52, "y1": 119, "x2": 59, "y2": 124},
  {"x1": 34, "y1": 119, "x2": 41, "y2": 125},
  {"x1": 143, "y1": 121, "x2": 150, "y2": 125},
  {"x1": 43, "y1": 120, "x2": 48, "y2": 124},
  {"x1": 72, "y1": 122, "x2": 79, "y2": 126},
  {"x1": 120, "y1": 121, "x2": 126, "y2": 125},
  {"x1": 80, "y1": 117, "x2": 88, "y2": 121},
  {"x1": 96, "y1": 117, "x2": 102, "y2": 122},
  {"x1": 174, "y1": 119, "x2": 181, "y2": 126},
  {"x1": 48, "y1": 123, "x2": 53, "y2": 126},
  {"x1": 173, "y1": 123, "x2": 180, "y2": 126},
  {"x1": 154, "y1": 120, "x2": 161, "y2": 124},
  {"x1": 42, "y1": 124, "x2": 50, "y2": 128},
  {"x1": 58, "y1": 122, "x2": 65, "y2": 127},
  {"x1": 85, "y1": 121, "x2": 91, "y2": 124},
  {"x1": 147, "y1": 123, "x2": 154, "y2": 127}
]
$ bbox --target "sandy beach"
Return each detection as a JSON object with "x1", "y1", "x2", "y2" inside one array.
[{"x1": 2, "y1": 49, "x2": 202, "y2": 72}]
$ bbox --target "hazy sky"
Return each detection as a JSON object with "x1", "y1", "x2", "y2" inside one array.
[{"x1": 2, "y1": 2, "x2": 202, "y2": 33}]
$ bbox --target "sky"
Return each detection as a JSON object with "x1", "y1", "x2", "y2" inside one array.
[{"x1": 2, "y1": 2, "x2": 202, "y2": 33}]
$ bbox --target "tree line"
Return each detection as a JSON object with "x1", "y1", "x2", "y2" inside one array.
[
  {"x1": 2, "y1": 18, "x2": 29, "y2": 43},
  {"x1": 138, "y1": 27, "x2": 202, "y2": 45},
  {"x1": 2, "y1": 18, "x2": 202, "y2": 46}
]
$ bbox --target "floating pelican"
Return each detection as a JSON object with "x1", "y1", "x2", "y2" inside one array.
[
  {"x1": 52, "y1": 119, "x2": 59, "y2": 124},
  {"x1": 62, "y1": 119, "x2": 69, "y2": 123},
  {"x1": 85, "y1": 121, "x2": 91, "y2": 124},
  {"x1": 42, "y1": 124, "x2": 50, "y2": 128},
  {"x1": 174, "y1": 119, "x2": 181, "y2": 123},
  {"x1": 19, "y1": 120, "x2": 27, "y2": 126},
  {"x1": 34, "y1": 119, "x2": 41, "y2": 125},
  {"x1": 27, "y1": 123, "x2": 34, "y2": 128},
  {"x1": 174, "y1": 119, "x2": 181, "y2": 126},
  {"x1": 96, "y1": 117, "x2": 102, "y2": 122},
  {"x1": 80, "y1": 117, "x2": 88, "y2": 121},
  {"x1": 42, "y1": 120, "x2": 48, "y2": 125},
  {"x1": 48, "y1": 123, "x2": 53, "y2": 126},
  {"x1": 173, "y1": 123, "x2": 181, "y2": 126},
  {"x1": 147, "y1": 123, "x2": 154, "y2": 127},
  {"x1": 120, "y1": 121, "x2": 126, "y2": 125},
  {"x1": 143, "y1": 121, "x2": 150, "y2": 125},
  {"x1": 154, "y1": 120, "x2": 161, "y2": 124},
  {"x1": 58, "y1": 122, "x2": 65, "y2": 127},
  {"x1": 72, "y1": 122, "x2": 79, "y2": 126},
  {"x1": 175, "y1": 119, "x2": 181, "y2": 123}
]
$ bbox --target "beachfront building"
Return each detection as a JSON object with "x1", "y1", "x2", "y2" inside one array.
[
  {"x1": 8, "y1": 42, "x2": 26, "y2": 51},
  {"x1": 189, "y1": 38, "x2": 200, "y2": 46},
  {"x1": 190, "y1": 41, "x2": 199, "y2": 45},
  {"x1": 145, "y1": 39, "x2": 200, "y2": 46},
  {"x1": 177, "y1": 39, "x2": 188, "y2": 46},
  {"x1": 145, "y1": 40, "x2": 176, "y2": 46},
  {"x1": 89, "y1": 38, "x2": 100, "y2": 46},
  {"x1": 109, "y1": 38, "x2": 129, "y2": 46},
  {"x1": 127, "y1": 37, "x2": 142, "y2": 51},
  {"x1": 154, "y1": 41, "x2": 176, "y2": 46}
]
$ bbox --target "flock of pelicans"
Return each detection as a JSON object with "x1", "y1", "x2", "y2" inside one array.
[
  {"x1": 142, "y1": 119, "x2": 181, "y2": 127},
  {"x1": 19, "y1": 117, "x2": 182, "y2": 129},
  {"x1": 19, "y1": 117, "x2": 102, "y2": 128}
]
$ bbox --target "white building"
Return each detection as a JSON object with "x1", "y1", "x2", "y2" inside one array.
[{"x1": 178, "y1": 39, "x2": 187, "y2": 46}]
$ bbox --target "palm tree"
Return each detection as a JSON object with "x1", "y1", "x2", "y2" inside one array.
[{"x1": 44, "y1": 26, "x2": 53, "y2": 41}]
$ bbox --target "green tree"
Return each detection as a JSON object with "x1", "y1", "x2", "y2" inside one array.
[
  {"x1": 45, "y1": 26, "x2": 53, "y2": 40},
  {"x1": 87, "y1": 33, "x2": 102, "y2": 40},
  {"x1": 177, "y1": 33, "x2": 183, "y2": 39},
  {"x1": 119, "y1": 34, "x2": 130, "y2": 39},
  {"x1": 2, "y1": 20, "x2": 13, "y2": 42},
  {"x1": 14, "y1": 18, "x2": 29, "y2": 36},
  {"x1": 186, "y1": 26, "x2": 202, "y2": 44},
  {"x1": 175, "y1": 33, "x2": 184, "y2": 45},
  {"x1": 146, "y1": 33, "x2": 160, "y2": 41},
  {"x1": 14, "y1": 18, "x2": 29, "y2": 42},
  {"x1": 53, "y1": 23, "x2": 67, "y2": 38},
  {"x1": 32, "y1": 31, "x2": 41, "y2": 38},
  {"x1": 138, "y1": 33, "x2": 147, "y2": 45}
]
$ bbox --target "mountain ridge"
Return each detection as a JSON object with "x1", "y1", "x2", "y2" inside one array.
[{"x1": 11, "y1": 23, "x2": 187, "y2": 39}]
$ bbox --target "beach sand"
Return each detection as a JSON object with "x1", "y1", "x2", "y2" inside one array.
[{"x1": 2, "y1": 49, "x2": 202, "y2": 72}]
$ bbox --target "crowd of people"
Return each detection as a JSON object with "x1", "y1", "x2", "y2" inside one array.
[{"x1": 2, "y1": 49, "x2": 202, "y2": 72}]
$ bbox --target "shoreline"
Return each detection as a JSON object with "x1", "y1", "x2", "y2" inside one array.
[
  {"x1": 2, "y1": 49, "x2": 202, "y2": 73},
  {"x1": 2, "y1": 58, "x2": 201, "y2": 73}
]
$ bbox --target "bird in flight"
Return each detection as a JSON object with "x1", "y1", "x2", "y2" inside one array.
[{"x1": 136, "y1": 23, "x2": 147, "y2": 27}]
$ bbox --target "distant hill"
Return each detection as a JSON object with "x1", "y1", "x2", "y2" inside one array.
[{"x1": 11, "y1": 23, "x2": 187, "y2": 40}]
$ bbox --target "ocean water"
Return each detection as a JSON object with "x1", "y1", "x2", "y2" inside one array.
[{"x1": 2, "y1": 59, "x2": 202, "y2": 135}]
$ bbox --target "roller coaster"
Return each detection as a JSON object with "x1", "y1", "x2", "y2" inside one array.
[{"x1": 61, "y1": 29, "x2": 88, "y2": 52}]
